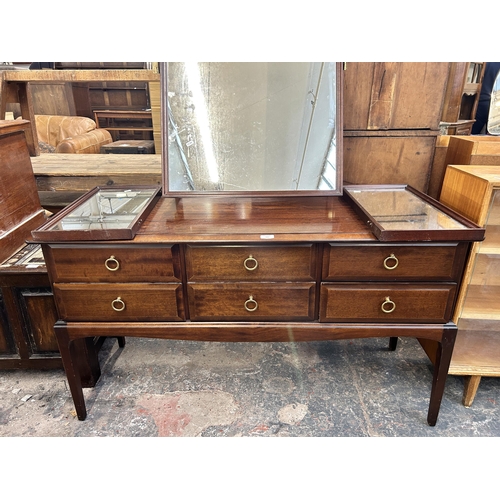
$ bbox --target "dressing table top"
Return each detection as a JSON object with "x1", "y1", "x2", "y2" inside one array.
[{"x1": 134, "y1": 195, "x2": 376, "y2": 244}]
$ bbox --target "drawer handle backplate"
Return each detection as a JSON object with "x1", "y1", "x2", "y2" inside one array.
[
  {"x1": 243, "y1": 255, "x2": 258, "y2": 271},
  {"x1": 383, "y1": 254, "x2": 399, "y2": 270},
  {"x1": 111, "y1": 297, "x2": 126, "y2": 312},
  {"x1": 244, "y1": 295, "x2": 258, "y2": 312},
  {"x1": 105, "y1": 256, "x2": 120, "y2": 272},
  {"x1": 381, "y1": 296, "x2": 396, "y2": 314}
]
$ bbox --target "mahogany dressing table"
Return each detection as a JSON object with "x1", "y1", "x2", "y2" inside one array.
[{"x1": 30, "y1": 63, "x2": 484, "y2": 425}]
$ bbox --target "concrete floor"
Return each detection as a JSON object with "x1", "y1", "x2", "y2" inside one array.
[{"x1": 1, "y1": 336, "x2": 500, "y2": 437}]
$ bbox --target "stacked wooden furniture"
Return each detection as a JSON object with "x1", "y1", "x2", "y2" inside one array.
[
  {"x1": 0, "y1": 68, "x2": 160, "y2": 156},
  {"x1": 440, "y1": 62, "x2": 485, "y2": 135},
  {"x1": 0, "y1": 122, "x2": 102, "y2": 383},
  {"x1": 437, "y1": 136, "x2": 500, "y2": 406},
  {"x1": 55, "y1": 62, "x2": 153, "y2": 141},
  {"x1": 343, "y1": 62, "x2": 451, "y2": 193},
  {"x1": 93, "y1": 109, "x2": 153, "y2": 142},
  {"x1": 53, "y1": 62, "x2": 152, "y2": 117}
]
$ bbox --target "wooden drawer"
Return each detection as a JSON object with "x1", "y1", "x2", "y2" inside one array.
[
  {"x1": 323, "y1": 243, "x2": 466, "y2": 281},
  {"x1": 187, "y1": 283, "x2": 316, "y2": 321},
  {"x1": 185, "y1": 244, "x2": 317, "y2": 281},
  {"x1": 53, "y1": 283, "x2": 184, "y2": 321},
  {"x1": 320, "y1": 283, "x2": 457, "y2": 323},
  {"x1": 44, "y1": 244, "x2": 181, "y2": 283}
]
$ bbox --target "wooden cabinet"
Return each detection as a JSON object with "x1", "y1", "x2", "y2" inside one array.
[
  {"x1": 343, "y1": 62, "x2": 450, "y2": 131},
  {"x1": 439, "y1": 165, "x2": 500, "y2": 406},
  {"x1": 343, "y1": 134, "x2": 439, "y2": 191},
  {"x1": 0, "y1": 123, "x2": 106, "y2": 382},
  {"x1": 34, "y1": 191, "x2": 482, "y2": 425},
  {"x1": 53, "y1": 62, "x2": 151, "y2": 120},
  {"x1": 0, "y1": 245, "x2": 61, "y2": 367},
  {"x1": 343, "y1": 62, "x2": 451, "y2": 193}
]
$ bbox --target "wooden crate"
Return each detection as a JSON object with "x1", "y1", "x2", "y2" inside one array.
[{"x1": 444, "y1": 135, "x2": 500, "y2": 166}]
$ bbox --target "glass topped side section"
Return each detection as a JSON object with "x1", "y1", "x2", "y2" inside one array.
[
  {"x1": 346, "y1": 186, "x2": 469, "y2": 231},
  {"x1": 164, "y1": 62, "x2": 341, "y2": 194},
  {"x1": 47, "y1": 188, "x2": 158, "y2": 232}
]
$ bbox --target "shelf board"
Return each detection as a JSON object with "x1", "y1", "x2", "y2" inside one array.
[
  {"x1": 478, "y1": 246, "x2": 500, "y2": 254},
  {"x1": 460, "y1": 285, "x2": 500, "y2": 319},
  {"x1": 449, "y1": 329, "x2": 500, "y2": 376}
]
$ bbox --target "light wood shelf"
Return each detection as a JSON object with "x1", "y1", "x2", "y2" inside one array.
[{"x1": 439, "y1": 160, "x2": 500, "y2": 406}]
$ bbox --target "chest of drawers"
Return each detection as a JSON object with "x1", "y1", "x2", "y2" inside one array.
[{"x1": 33, "y1": 191, "x2": 483, "y2": 425}]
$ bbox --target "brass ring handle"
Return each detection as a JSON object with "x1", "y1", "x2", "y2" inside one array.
[
  {"x1": 244, "y1": 295, "x2": 258, "y2": 312},
  {"x1": 111, "y1": 297, "x2": 126, "y2": 312},
  {"x1": 381, "y1": 296, "x2": 396, "y2": 314},
  {"x1": 383, "y1": 253, "x2": 399, "y2": 270},
  {"x1": 105, "y1": 256, "x2": 120, "y2": 272},
  {"x1": 243, "y1": 255, "x2": 258, "y2": 271}
]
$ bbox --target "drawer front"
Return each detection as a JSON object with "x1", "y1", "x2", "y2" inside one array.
[
  {"x1": 323, "y1": 243, "x2": 465, "y2": 281},
  {"x1": 320, "y1": 283, "x2": 457, "y2": 323},
  {"x1": 53, "y1": 283, "x2": 184, "y2": 321},
  {"x1": 185, "y1": 244, "x2": 317, "y2": 281},
  {"x1": 45, "y1": 244, "x2": 181, "y2": 283},
  {"x1": 188, "y1": 283, "x2": 316, "y2": 321}
]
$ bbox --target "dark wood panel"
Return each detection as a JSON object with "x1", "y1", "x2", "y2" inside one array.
[
  {"x1": 343, "y1": 135, "x2": 436, "y2": 192},
  {"x1": 0, "y1": 130, "x2": 47, "y2": 262},
  {"x1": 0, "y1": 292, "x2": 14, "y2": 354},
  {"x1": 19, "y1": 289, "x2": 59, "y2": 352},
  {"x1": 343, "y1": 62, "x2": 450, "y2": 131}
]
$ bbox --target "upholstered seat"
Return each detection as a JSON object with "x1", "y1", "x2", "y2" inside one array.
[{"x1": 35, "y1": 115, "x2": 113, "y2": 154}]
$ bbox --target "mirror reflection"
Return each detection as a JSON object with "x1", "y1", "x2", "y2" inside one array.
[
  {"x1": 48, "y1": 188, "x2": 158, "y2": 232},
  {"x1": 488, "y1": 70, "x2": 500, "y2": 135},
  {"x1": 165, "y1": 62, "x2": 340, "y2": 193},
  {"x1": 345, "y1": 187, "x2": 468, "y2": 231}
]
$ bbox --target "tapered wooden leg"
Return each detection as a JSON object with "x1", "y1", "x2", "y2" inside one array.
[
  {"x1": 75, "y1": 338, "x2": 101, "y2": 388},
  {"x1": 388, "y1": 337, "x2": 398, "y2": 351},
  {"x1": 117, "y1": 336, "x2": 126, "y2": 348},
  {"x1": 463, "y1": 375, "x2": 481, "y2": 407},
  {"x1": 427, "y1": 327, "x2": 457, "y2": 426},
  {"x1": 54, "y1": 323, "x2": 87, "y2": 421}
]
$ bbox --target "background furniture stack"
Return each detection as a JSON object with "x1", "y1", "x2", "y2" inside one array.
[
  {"x1": 0, "y1": 65, "x2": 160, "y2": 156},
  {"x1": 343, "y1": 62, "x2": 485, "y2": 199},
  {"x1": 439, "y1": 62, "x2": 485, "y2": 135},
  {"x1": 0, "y1": 121, "x2": 101, "y2": 382},
  {"x1": 342, "y1": 62, "x2": 450, "y2": 194},
  {"x1": 437, "y1": 136, "x2": 500, "y2": 406}
]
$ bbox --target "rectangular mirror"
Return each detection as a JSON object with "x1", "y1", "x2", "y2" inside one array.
[
  {"x1": 344, "y1": 185, "x2": 485, "y2": 242},
  {"x1": 31, "y1": 186, "x2": 161, "y2": 241},
  {"x1": 161, "y1": 62, "x2": 343, "y2": 195}
]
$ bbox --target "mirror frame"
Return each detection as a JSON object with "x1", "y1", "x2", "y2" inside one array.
[
  {"x1": 487, "y1": 67, "x2": 500, "y2": 135},
  {"x1": 160, "y1": 62, "x2": 343, "y2": 197}
]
